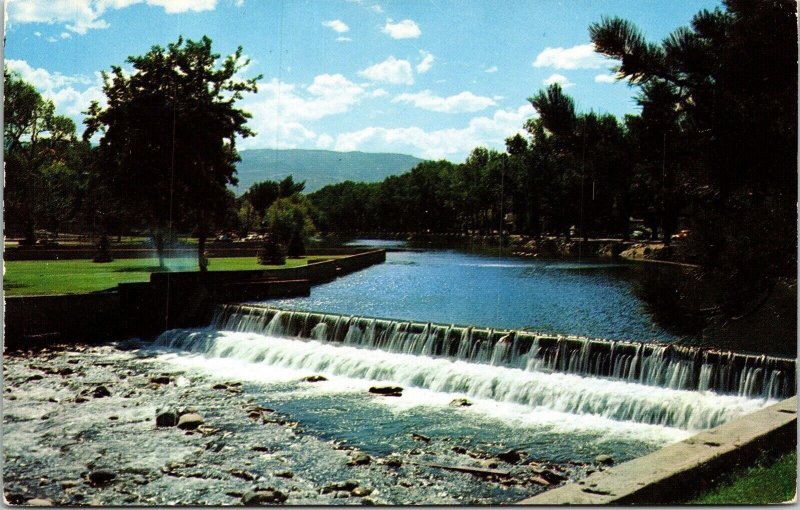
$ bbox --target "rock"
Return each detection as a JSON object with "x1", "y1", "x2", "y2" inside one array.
[
  {"x1": 108, "y1": 416, "x2": 119, "y2": 421},
  {"x1": 149, "y1": 376, "x2": 171, "y2": 385},
  {"x1": 230, "y1": 470, "x2": 257, "y2": 481},
  {"x1": 275, "y1": 471, "x2": 294, "y2": 479},
  {"x1": 451, "y1": 446, "x2": 467, "y2": 454},
  {"x1": 25, "y1": 498, "x2": 53, "y2": 506},
  {"x1": 58, "y1": 367, "x2": 74, "y2": 376},
  {"x1": 321, "y1": 480, "x2": 359, "y2": 494},
  {"x1": 212, "y1": 383, "x2": 228, "y2": 390},
  {"x1": 5, "y1": 493, "x2": 24, "y2": 505},
  {"x1": 26, "y1": 374, "x2": 44, "y2": 382},
  {"x1": 449, "y1": 398, "x2": 472, "y2": 407},
  {"x1": 479, "y1": 460, "x2": 499, "y2": 469},
  {"x1": 411, "y1": 433, "x2": 431, "y2": 442},
  {"x1": 302, "y1": 375, "x2": 327, "y2": 383},
  {"x1": 349, "y1": 452, "x2": 371, "y2": 466},
  {"x1": 595, "y1": 454, "x2": 614, "y2": 466},
  {"x1": 87, "y1": 470, "x2": 116, "y2": 486},
  {"x1": 92, "y1": 386, "x2": 111, "y2": 398},
  {"x1": 384, "y1": 456, "x2": 402, "y2": 468},
  {"x1": 497, "y1": 449, "x2": 524, "y2": 464},
  {"x1": 351, "y1": 487, "x2": 373, "y2": 497},
  {"x1": 156, "y1": 411, "x2": 178, "y2": 428},
  {"x1": 177, "y1": 413, "x2": 204, "y2": 430},
  {"x1": 74, "y1": 396, "x2": 88, "y2": 404},
  {"x1": 241, "y1": 488, "x2": 287, "y2": 505},
  {"x1": 60, "y1": 480, "x2": 80, "y2": 490},
  {"x1": 368, "y1": 386, "x2": 403, "y2": 397}
]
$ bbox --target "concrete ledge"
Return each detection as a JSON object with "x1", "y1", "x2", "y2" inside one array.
[{"x1": 518, "y1": 396, "x2": 797, "y2": 505}]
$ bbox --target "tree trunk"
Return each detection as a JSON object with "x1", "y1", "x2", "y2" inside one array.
[
  {"x1": 153, "y1": 229, "x2": 165, "y2": 269},
  {"x1": 197, "y1": 234, "x2": 208, "y2": 272}
]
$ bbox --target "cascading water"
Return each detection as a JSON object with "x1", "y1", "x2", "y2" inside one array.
[{"x1": 210, "y1": 304, "x2": 795, "y2": 400}]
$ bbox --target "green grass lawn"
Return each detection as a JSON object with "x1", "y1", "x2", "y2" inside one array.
[
  {"x1": 690, "y1": 450, "x2": 796, "y2": 504},
  {"x1": 4, "y1": 256, "x2": 333, "y2": 296}
]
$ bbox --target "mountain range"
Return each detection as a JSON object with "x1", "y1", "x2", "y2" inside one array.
[{"x1": 232, "y1": 149, "x2": 425, "y2": 194}]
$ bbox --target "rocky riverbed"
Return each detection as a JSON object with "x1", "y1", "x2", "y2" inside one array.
[{"x1": 3, "y1": 341, "x2": 596, "y2": 506}]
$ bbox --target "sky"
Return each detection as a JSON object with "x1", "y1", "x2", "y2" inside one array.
[{"x1": 5, "y1": 0, "x2": 721, "y2": 162}]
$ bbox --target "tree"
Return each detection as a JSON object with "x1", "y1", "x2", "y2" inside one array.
[
  {"x1": 265, "y1": 195, "x2": 317, "y2": 256},
  {"x1": 84, "y1": 36, "x2": 260, "y2": 270},
  {"x1": 4, "y1": 69, "x2": 80, "y2": 243}
]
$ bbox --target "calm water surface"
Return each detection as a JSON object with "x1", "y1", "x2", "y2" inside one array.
[{"x1": 268, "y1": 247, "x2": 679, "y2": 342}]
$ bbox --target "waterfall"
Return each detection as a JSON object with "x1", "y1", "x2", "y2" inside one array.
[
  {"x1": 208, "y1": 304, "x2": 796, "y2": 400},
  {"x1": 153, "y1": 328, "x2": 771, "y2": 431}
]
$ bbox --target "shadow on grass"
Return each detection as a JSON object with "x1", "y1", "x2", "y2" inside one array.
[
  {"x1": 3, "y1": 282, "x2": 29, "y2": 290},
  {"x1": 113, "y1": 265, "x2": 168, "y2": 273}
]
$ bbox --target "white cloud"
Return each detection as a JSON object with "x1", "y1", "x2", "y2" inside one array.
[
  {"x1": 8, "y1": 0, "x2": 218, "y2": 34},
  {"x1": 543, "y1": 73, "x2": 574, "y2": 88},
  {"x1": 382, "y1": 18, "x2": 421, "y2": 39},
  {"x1": 333, "y1": 104, "x2": 535, "y2": 160},
  {"x1": 316, "y1": 134, "x2": 334, "y2": 149},
  {"x1": 416, "y1": 50, "x2": 434, "y2": 74},
  {"x1": 336, "y1": 36, "x2": 352, "y2": 43},
  {"x1": 358, "y1": 56, "x2": 414, "y2": 85},
  {"x1": 240, "y1": 74, "x2": 367, "y2": 148},
  {"x1": 485, "y1": 66, "x2": 498, "y2": 73},
  {"x1": 5, "y1": 59, "x2": 105, "y2": 124},
  {"x1": 392, "y1": 90, "x2": 496, "y2": 113},
  {"x1": 533, "y1": 43, "x2": 612, "y2": 70},
  {"x1": 594, "y1": 73, "x2": 617, "y2": 84},
  {"x1": 369, "y1": 88, "x2": 388, "y2": 98},
  {"x1": 322, "y1": 19, "x2": 349, "y2": 33}
]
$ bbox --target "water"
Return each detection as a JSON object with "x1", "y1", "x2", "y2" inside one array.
[{"x1": 267, "y1": 249, "x2": 678, "y2": 342}]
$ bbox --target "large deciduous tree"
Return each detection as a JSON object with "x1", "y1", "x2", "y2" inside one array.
[
  {"x1": 84, "y1": 36, "x2": 260, "y2": 270},
  {"x1": 4, "y1": 69, "x2": 83, "y2": 243}
]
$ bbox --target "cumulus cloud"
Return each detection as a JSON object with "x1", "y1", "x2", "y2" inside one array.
[
  {"x1": 533, "y1": 43, "x2": 612, "y2": 70},
  {"x1": 392, "y1": 90, "x2": 496, "y2": 114},
  {"x1": 358, "y1": 56, "x2": 414, "y2": 85},
  {"x1": 333, "y1": 104, "x2": 535, "y2": 160},
  {"x1": 543, "y1": 73, "x2": 574, "y2": 88},
  {"x1": 240, "y1": 74, "x2": 367, "y2": 148},
  {"x1": 322, "y1": 19, "x2": 349, "y2": 33},
  {"x1": 5, "y1": 59, "x2": 105, "y2": 123},
  {"x1": 8, "y1": 0, "x2": 218, "y2": 34},
  {"x1": 594, "y1": 73, "x2": 617, "y2": 83},
  {"x1": 382, "y1": 18, "x2": 421, "y2": 39},
  {"x1": 416, "y1": 51, "x2": 434, "y2": 74}
]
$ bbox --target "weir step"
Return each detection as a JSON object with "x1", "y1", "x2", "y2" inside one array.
[{"x1": 208, "y1": 304, "x2": 797, "y2": 400}]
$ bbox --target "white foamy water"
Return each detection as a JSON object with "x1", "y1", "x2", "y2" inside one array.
[{"x1": 153, "y1": 329, "x2": 773, "y2": 433}]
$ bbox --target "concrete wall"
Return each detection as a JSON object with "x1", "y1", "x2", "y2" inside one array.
[
  {"x1": 5, "y1": 250, "x2": 386, "y2": 347},
  {"x1": 518, "y1": 396, "x2": 797, "y2": 505},
  {"x1": 5, "y1": 292, "x2": 121, "y2": 349}
]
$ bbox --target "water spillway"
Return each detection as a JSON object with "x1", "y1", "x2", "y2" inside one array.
[{"x1": 208, "y1": 304, "x2": 795, "y2": 401}]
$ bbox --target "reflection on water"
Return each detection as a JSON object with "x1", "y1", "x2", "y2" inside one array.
[{"x1": 266, "y1": 249, "x2": 680, "y2": 342}]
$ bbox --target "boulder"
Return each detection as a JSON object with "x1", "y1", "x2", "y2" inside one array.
[
  {"x1": 497, "y1": 449, "x2": 524, "y2": 464},
  {"x1": 302, "y1": 375, "x2": 327, "y2": 383},
  {"x1": 595, "y1": 454, "x2": 614, "y2": 466},
  {"x1": 411, "y1": 433, "x2": 431, "y2": 442},
  {"x1": 368, "y1": 386, "x2": 403, "y2": 397},
  {"x1": 156, "y1": 411, "x2": 178, "y2": 428},
  {"x1": 241, "y1": 488, "x2": 287, "y2": 505},
  {"x1": 149, "y1": 376, "x2": 172, "y2": 385},
  {"x1": 384, "y1": 456, "x2": 402, "y2": 468},
  {"x1": 349, "y1": 452, "x2": 371, "y2": 466},
  {"x1": 177, "y1": 413, "x2": 204, "y2": 430},
  {"x1": 351, "y1": 487, "x2": 373, "y2": 497},
  {"x1": 91, "y1": 386, "x2": 111, "y2": 398},
  {"x1": 25, "y1": 499, "x2": 53, "y2": 506},
  {"x1": 321, "y1": 480, "x2": 359, "y2": 494},
  {"x1": 87, "y1": 470, "x2": 116, "y2": 486},
  {"x1": 449, "y1": 398, "x2": 472, "y2": 407}
]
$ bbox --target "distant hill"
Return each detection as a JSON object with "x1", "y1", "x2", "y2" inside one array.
[{"x1": 232, "y1": 149, "x2": 425, "y2": 194}]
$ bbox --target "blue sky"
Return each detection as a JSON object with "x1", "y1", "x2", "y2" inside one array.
[{"x1": 6, "y1": 0, "x2": 720, "y2": 162}]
